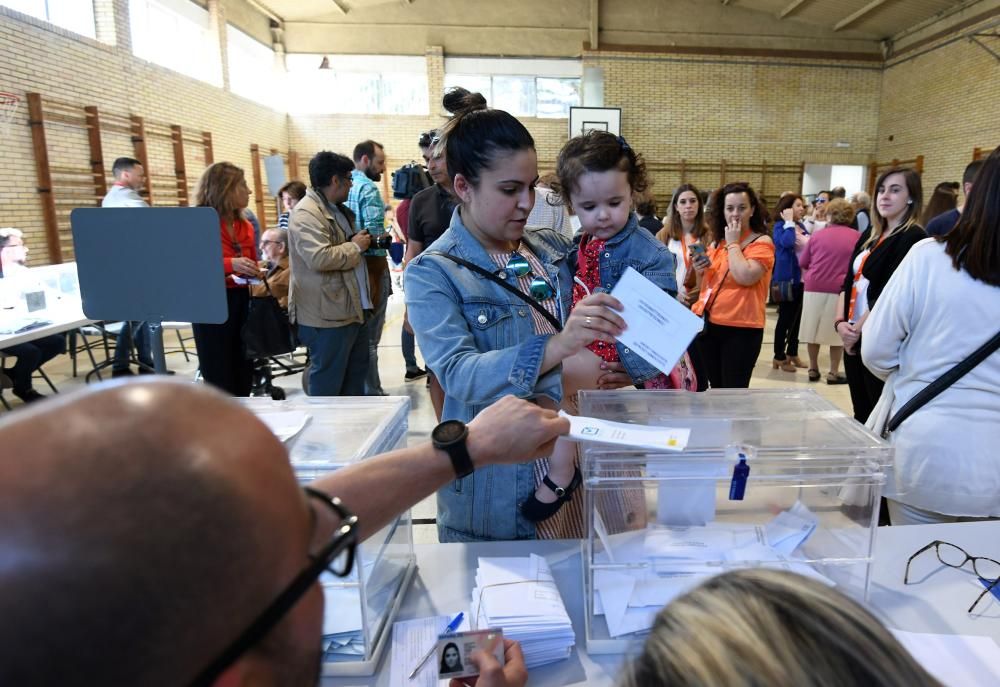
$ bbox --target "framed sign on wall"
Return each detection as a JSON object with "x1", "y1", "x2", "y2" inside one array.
[{"x1": 569, "y1": 107, "x2": 621, "y2": 137}]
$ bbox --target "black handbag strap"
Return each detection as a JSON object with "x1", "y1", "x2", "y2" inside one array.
[
  {"x1": 427, "y1": 251, "x2": 562, "y2": 331},
  {"x1": 885, "y1": 328, "x2": 1000, "y2": 435}
]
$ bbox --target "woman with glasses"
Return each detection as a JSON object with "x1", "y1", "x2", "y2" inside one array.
[
  {"x1": 405, "y1": 89, "x2": 627, "y2": 542},
  {"x1": 805, "y1": 190, "x2": 831, "y2": 233},
  {"x1": 192, "y1": 162, "x2": 261, "y2": 396},
  {"x1": 862, "y1": 148, "x2": 1000, "y2": 526}
]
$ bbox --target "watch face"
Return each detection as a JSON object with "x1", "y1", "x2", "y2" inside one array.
[{"x1": 434, "y1": 420, "x2": 466, "y2": 445}]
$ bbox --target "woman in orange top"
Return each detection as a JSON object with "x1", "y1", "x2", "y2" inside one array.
[
  {"x1": 691, "y1": 182, "x2": 775, "y2": 388},
  {"x1": 192, "y1": 162, "x2": 262, "y2": 396}
]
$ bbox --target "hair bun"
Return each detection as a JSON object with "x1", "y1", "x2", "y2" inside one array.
[{"x1": 443, "y1": 87, "x2": 487, "y2": 116}]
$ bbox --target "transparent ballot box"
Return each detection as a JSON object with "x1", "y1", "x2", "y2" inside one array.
[
  {"x1": 577, "y1": 389, "x2": 893, "y2": 654},
  {"x1": 241, "y1": 396, "x2": 415, "y2": 676}
]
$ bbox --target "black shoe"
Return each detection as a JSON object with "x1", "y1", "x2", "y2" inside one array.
[
  {"x1": 521, "y1": 467, "x2": 582, "y2": 522},
  {"x1": 111, "y1": 368, "x2": 135, "y2": 378},
  {"x1": 137, "y1": 367, "x2": 175, "y2": 376},
  {"x1": 405, "y1": 368, "x2": 428, "y2": 382},
  {"x1": 13, "y1": 388, "x2": 45, "y2": 403}
]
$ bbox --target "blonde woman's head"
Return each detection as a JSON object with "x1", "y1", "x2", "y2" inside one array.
[
  {"x1": 620, "y1": 569, "x2": 940, "y2": 687},
  {"x1": 195, "y1": 162, "x2": 250, "y2": 222}
]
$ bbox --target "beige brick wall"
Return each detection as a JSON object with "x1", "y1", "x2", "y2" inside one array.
[
  {"x1": 876, "y1": 16, "x2": 1000, "y2": 192},
  {"x1": 586, "y1": 50, "x2": 883, "y2": 203},
  {"x1": 0, "y1": 2, "x2": 287, "y2": 265}
]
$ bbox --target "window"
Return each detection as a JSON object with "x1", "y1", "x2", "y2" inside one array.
[
  {"x1": 284, "y1": 54, "x2": 427, "y2": 115},
  {"x1": 227, "y1": 24, "x2": 277, "y2": 108},
  {"x1": 129, "y1": 0, "x2": 222, "y2": 86},
  {"x1": 443, "y1": 59, "x2": 581, "y2": 118},
  {"x1": 1, "y1": 0, "x2": 96, "y2": 38}
]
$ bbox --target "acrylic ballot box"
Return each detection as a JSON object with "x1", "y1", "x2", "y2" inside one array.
[
  {"x1": 241, "y1": 396, "x2": 415, "y2": 676},
  {"x1": 577, "y1": 389, "x2": 893, "y2": 654}
]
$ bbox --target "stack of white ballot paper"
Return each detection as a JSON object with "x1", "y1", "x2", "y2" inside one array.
[
  {"x1": 471, "y1": 554, "x2": 575, "y2": 668},
  {"x1": 593, "y1": 502, "x2": 826, "y2": 638}
]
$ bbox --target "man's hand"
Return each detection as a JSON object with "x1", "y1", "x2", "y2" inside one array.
[
  {"x1": 449, "y1": 640, "x2": 528, "y2": 687},
  {"x1": 351, "y1": 231, "x2": 372, "y2": 251},
  {"x1": 466, "y1": 396, "x2": 569, "y2": 468}
]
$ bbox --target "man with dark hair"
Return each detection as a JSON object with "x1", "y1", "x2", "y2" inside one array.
[
  {"x1": 288, "y1": 151, "x2": 373, "y2": 396},
  {"x1": 0, "y1": 379, "x2": 550, "y2": 685},
  {"x1": 101, "y1": 157, "x2": 157, "y2": 377},
  {"x1": 925, "y1": 158, "x2": 986, "y2": 237},
  {"x1": 404, "y1": 131, "x2": 456, "y2": 418},
  {"x1": 347, "y1": 139, "x2": 391, "y2": 396}
]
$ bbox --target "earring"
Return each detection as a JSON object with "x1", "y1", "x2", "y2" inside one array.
[{"x1": 907, "y1": 199, "x2": 913, "y2": 204}]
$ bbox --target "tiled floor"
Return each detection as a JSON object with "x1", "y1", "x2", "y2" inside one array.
[{"x1": 6, "y1": 283, "x2": 854, "y2": 543}]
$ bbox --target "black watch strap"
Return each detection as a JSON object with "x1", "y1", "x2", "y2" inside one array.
[{"x1": 432, "y1": 420, "x2": 474, "y2": 479}]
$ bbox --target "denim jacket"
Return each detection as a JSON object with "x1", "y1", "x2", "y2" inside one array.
[
  {"x1": 405, "y1": 209, "x2": 574, "y2": 541},
  {"x1": 570, "y1": 213, "x2": 679, "y2": 383},
  {"x1": 406, "y1": 210, "x2": 676, "y2": 541}
]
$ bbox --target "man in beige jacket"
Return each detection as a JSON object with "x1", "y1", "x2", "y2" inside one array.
[{"x1": 288, "y1": 151, "x2": 372, "y2": 395}]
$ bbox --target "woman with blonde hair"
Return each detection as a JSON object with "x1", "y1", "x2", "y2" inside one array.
[
  {"x1": 192, "y1": 161, "x2": 261, "y2": 396},
  {"x1": 621, "y1": 569, "x2": 941, "y2": 687},
  {"x1": 835, "y1": 168, "x2": 925, "y2": 422}
]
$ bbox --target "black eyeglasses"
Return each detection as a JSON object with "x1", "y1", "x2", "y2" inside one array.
[
  {"x1": 904, "y1": 540, "x2": 1000, "y2": 613},
  {"x1": 189, "y1": 487, "x2": 359, "y2": 685}
]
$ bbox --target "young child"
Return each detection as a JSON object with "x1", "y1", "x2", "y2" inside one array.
[{"x1": 521, "y1": 131, "x2": 680, "y2": 526}]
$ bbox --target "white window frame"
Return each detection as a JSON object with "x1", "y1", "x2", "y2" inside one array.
[
  {"x1": 129, "y1": 0, "x2": 222, "y2": 87},
  {"x1": 444, "y1": 58, "x2": 582, "y2": 119},
  {"x1": 284, "y1": 54, "x2": 428, "y2": 115},
  {"x1": 1, "y1": 0, "x2": 96, "y2": 38},
  {"x1": 226, "y1": 23, "x2": 277, "y2": 107}
]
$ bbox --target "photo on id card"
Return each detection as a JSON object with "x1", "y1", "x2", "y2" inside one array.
[{"x1": 436, "y1": 629, "x2": 504, "y2": 680}]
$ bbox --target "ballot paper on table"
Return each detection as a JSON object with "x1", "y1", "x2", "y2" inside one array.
[
  {"x1": 256, "y1": 410, "x2": 310, "y2": 444},
  {"x1": 609, "y1": 266, "x2": 704, "y2": 376},
  {"x1": 561, "y1": 411, "x2": 690, "y2": 452},
  {"x1": 471, "y1": 554, "x2": 575, "y2": 668}
]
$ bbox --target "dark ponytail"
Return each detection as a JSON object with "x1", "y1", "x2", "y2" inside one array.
[{"x1": 436, "y1": 88, "x2": 534, "y2": 188}]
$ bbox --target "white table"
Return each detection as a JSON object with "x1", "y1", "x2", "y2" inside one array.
[
  {"x1": 0, "y1": 262, "x2": 94, "y2": 348},
  {"x1": 322, "y1": 521, "x2": 1000, "y2": 686},
  {"x1": 0, "y1": 309, "x2": 93, "y2": 348}
]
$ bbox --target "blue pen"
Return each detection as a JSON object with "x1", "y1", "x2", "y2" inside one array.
[{"x1": 409, "y1": 612, "x2": 464, "y2": 679}]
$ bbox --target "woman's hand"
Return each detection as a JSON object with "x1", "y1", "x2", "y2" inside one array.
[
  {"x1": 549, "y1": 293, "x2": 625, "y2": 362},
  {"x1": 232, "y1": 256, "x2": 261, "y2": 277},
  {"x1": 837, "y1": 321, "x2": 860, "y2": 354},
  {"x1": 692, "y1": 252, "x2": 711, "y2": 274},
  {"x1": 724, "y1": 216, "x2": 742, "y2": 246},
  {"x1": 781, "y1": 208, "x2": 795, "y2": 224}
]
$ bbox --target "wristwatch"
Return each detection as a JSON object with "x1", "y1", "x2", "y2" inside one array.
[{"x1": 432, "y1": 420, "x2": 474, "y2": 479}]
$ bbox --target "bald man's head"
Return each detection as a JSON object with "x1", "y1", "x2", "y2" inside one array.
[{"x1": 0, "y1": 380, "x2": 318, "y2": 685}]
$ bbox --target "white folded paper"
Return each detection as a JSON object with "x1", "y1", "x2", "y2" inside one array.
[
  {"x1": 471, "y1": 554, "x2": 575, "y2": 668},
  {"x1": 561, "y1": 411, "x2": 691, "y2": 452}
]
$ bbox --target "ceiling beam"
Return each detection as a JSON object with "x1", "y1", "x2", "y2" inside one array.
[
  {"x1": 330, "y1": 0, "x2": 349, "y2": 14},
  {"x1": 590, "y1": 0, "x2": 599, "y2": 50},
  {"x1": 834, "y1": 0, "x2": 889, "y2": 31},
  {"x1": 778, "y1": 0, "x2": 809, "y2": 19}
]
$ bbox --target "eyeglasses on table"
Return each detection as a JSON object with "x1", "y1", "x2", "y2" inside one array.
[{"x1": 904, "y1": 540, "x2": 1000, "y2": 613}]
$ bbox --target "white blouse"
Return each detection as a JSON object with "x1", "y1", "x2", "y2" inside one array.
[{"x1": 862, "y1": 239, "x2": 1000, "y2": 516}]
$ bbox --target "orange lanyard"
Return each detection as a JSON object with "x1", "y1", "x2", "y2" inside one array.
[{"x1": 848, "y1": 236, "x2": 886, "y2": 321}]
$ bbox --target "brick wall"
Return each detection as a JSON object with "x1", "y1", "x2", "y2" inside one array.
[
  {"x1": 876, "y1": 16, "x2": 999, "y2": 191},
  {"x1": 585, "y1": 50, "x2": 883, "y2": 203},
  {"x1": 0, "y1": 2, "x2": 287, "y2": 264}
]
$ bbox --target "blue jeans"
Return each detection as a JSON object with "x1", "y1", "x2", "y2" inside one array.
[
  {"x1": 298, "y1": 321, "x2": 369, "y2": 396},
  {"x1": 113, "y1": 321, "x2": 153, "y2": 371},
  {"x1": 401, "y1": 327, "x2": 420, "y2": 372},
  {"x1": 365, "y1": 269, "x2": 391, "y2": 395}
]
